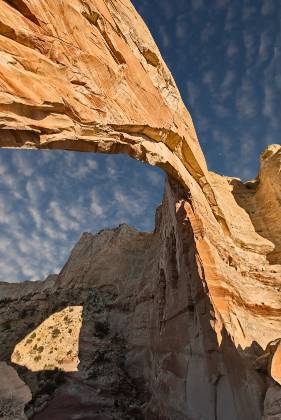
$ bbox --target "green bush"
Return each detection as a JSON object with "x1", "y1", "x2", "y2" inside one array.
[{"x1": 52, "y1": 328, "x2": 61, "y2": 338}]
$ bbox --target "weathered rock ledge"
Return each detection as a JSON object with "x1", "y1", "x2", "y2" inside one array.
[{"x1": 0, "y1": 1, "x2": 281, "y2": 419}]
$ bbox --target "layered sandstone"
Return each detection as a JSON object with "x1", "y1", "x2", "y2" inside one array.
[{"x1": 0, "y1": 1, "x2": 281, "y2": 419}]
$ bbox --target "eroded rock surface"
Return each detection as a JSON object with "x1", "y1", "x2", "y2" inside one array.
[
  {"x1": 0, "y1": 0, "x2": 281, "y2": 419},
  {"x1": 0, "y1": 362, "x2": 31, "y2": 419},
  {"x1": 0, "y1": 0, "x2": 207, "y2": 183},
  {"x1": 0, "y1": 169, "x2": 281, "y2": 419}
]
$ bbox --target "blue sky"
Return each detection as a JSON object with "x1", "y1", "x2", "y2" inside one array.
[
  {"x1": 133, "y1": 0, "x2": 281, "y2": 179},
  {"x1": 0, "y1": 0, "x2": 280, "y2": 282},
  {"x1": 0, "y1": 151, "x2": 164, "y2": 282}
]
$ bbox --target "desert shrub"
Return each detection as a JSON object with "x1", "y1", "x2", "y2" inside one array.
[
  {"x1": 88, "y1": 368, "x2": 97, "y2": 379},
  {"x1": 34, "y1": 355, "x2": 41, "y2": 362},
  {"x1": 0, "y1": 297, "x2": 13, "y2": 304},
  {"x1": 42, "y1": 366, "x2": 55, "y2": 376},
  {"x1": 3, "y1": 321, "x2": 12, "y2": 331},
  {"x1": 40, "y1": 381, "x2": 56, "y2": 395},
  {"x1": 37, "y1": 346, "x2": 44, "y2": 353},
  {"x1": 52, "y1": 328, "x2": 61, "y2": 338},
  {"x1": 30, "y1": 332, "x2": 36, "y2": 339},
  {"x1": 68, "y1": 328, "x2": 72, "y2": 334},
  {"x1": 13, "y1": 350, "x2": 21, "y2": 363},
  {"x1": 94, "y1": 321, "x2": 109, "y2": 338},
  {"x1": 0, "y1": 395, "x2": 23, "y2": 418},
  {"x1": 54, "y1": 368, "x2": 65, "y2": 385},
  {"x1": 20, "y1": 309, "x2": 27, "y2": 318}
]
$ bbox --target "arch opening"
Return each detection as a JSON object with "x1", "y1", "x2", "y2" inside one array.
[{"x1": 0, "y1": 149, "x2": 165, "y2": 283}]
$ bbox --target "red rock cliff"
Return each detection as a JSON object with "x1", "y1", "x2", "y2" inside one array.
[{"x1": 0, "y1": 1, "x2": 281, "y2": 419}]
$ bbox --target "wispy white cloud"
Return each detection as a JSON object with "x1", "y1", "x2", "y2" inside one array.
[
  {"x1": 158, "y1": 25, "x2": 171, "y2": 49},
  {"x1": 26, "y1": 179, "x2": 44, "y2": 205},
  {"x1": 90, "y1": 190, "x2": 105, "y2": 218},
  {"x1": 262, "y1": 0, "x2": 276, "y2": 16},
  {"x1": 259, "y1": 31, "x2": 273, "y2": 62},
  {"x1": 262, "y1": 85, "x2": 279, "y2": 128},
  {"x1": 219, "y1": 70, "x2": 236, "y2": 101},
  {"x1": 216, "y1": 0, "x2": 230, "y2": 8},
  {"x1": 202, "y1": 70, "x2": 216, "y2": 94},
  {"x1": 186, "y1": 80, "x2": 199, "y2": 107},
  {"x1": 235, "y1": 78, "x2": 258, "y2": 119},
  {"x1": 12, "y1": 153, "x2": 34, "y2": 177},
  {"x1": 191, "y1": 0, "x2": 204, "y2": 11},
  {"x1": 175, "y1": 18, "x2": 188, "y2": 41},
  {"x1": 226, "y1": 41, "x2": 239, "y2": 59},
  {"x1": 224, "y1": 5, "x2": 237, "y2": 31},
  {"x1": 213, "y1": 103, "x2": 230, "y2": 118},
  {"x1": 114, "y1": 188, "x2": 147, "y2": 217},
  {"x1": 243, "y1": 30, "x2": 258, "y2": 65},
  {"x1": 201, "y1": 23, "x2": 215, "y2": 43},
  {"x1": 106, "y1": 156, "x2": 119, "y2": 178},
  {"x1": 0, "y1": 150, "x2": 164, "y2": 282},
  {"x1": 146, "y1": 169, "x2": 163, "y2": 186},
  {"x1": 48, "y1": 201, "x2": 80, "y2": 232},
  {"x1": 242, "y1": 4, "x2": 256, "y2": 20},
  {"x1": 29, "y1": 207, "x2": 43, "y2": 230}
]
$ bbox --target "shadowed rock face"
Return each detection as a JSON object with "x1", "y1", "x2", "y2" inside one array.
[
  {"x1": 0, "y1": 361, "x2": 31, "y2": 419},
  {"x1": 0, "y1": 1, "x2": 281, "y2": 419}
]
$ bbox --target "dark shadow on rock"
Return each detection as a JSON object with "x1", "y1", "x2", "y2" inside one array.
[
  {"x1": 0, "y1": 177, "x2": 277, "y2": 420},
  {"x1": 1, "y1": 285, "x2": 150, "y2": 419}
]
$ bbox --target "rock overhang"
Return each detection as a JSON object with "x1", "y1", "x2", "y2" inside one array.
[
  {"x1": 0, "y1": 0, "x2": 281, "y2": 373},
  {"x1": 0, "y1": 0, "x2": 207, "y2": 186}
]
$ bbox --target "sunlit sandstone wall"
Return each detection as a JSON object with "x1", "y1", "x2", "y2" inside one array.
[{"x1": 0, "y1": 1, "x2": 281, "y2": 419}]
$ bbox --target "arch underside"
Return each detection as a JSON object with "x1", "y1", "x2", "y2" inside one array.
[
  {"x1": 0, "y1": 0, "x2": 281, "y2": 418},
  {"x1": 1, "y1": 0, "x2": 281, "y2": 360}
]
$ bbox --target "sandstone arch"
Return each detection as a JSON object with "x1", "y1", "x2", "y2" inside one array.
[
  {"x1": 0, "y1": 1, "x2": 281, "y2": 419},
  {"x1": 0, "y1": 0, "x2": 207, "y2": 182}
]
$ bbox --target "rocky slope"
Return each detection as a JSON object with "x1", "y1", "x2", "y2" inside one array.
[
  {"x1": 0, "y1": 362, "x2": 31, "y2": 419},
  {"x1": 0, "y1": 0, "x2": 281, "y2": 419},
  {"x1": 1, "y1": 155, "x2": 281, "y2": 419}
]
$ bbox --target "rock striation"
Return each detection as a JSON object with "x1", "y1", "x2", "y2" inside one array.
[{"x1": 0, "y1": 1, "x2": 281, "y2": 419}]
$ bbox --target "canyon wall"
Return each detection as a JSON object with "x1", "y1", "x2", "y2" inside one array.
[{"x1": 0, "y1": 1, "x2": 281, "y2": 419}]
